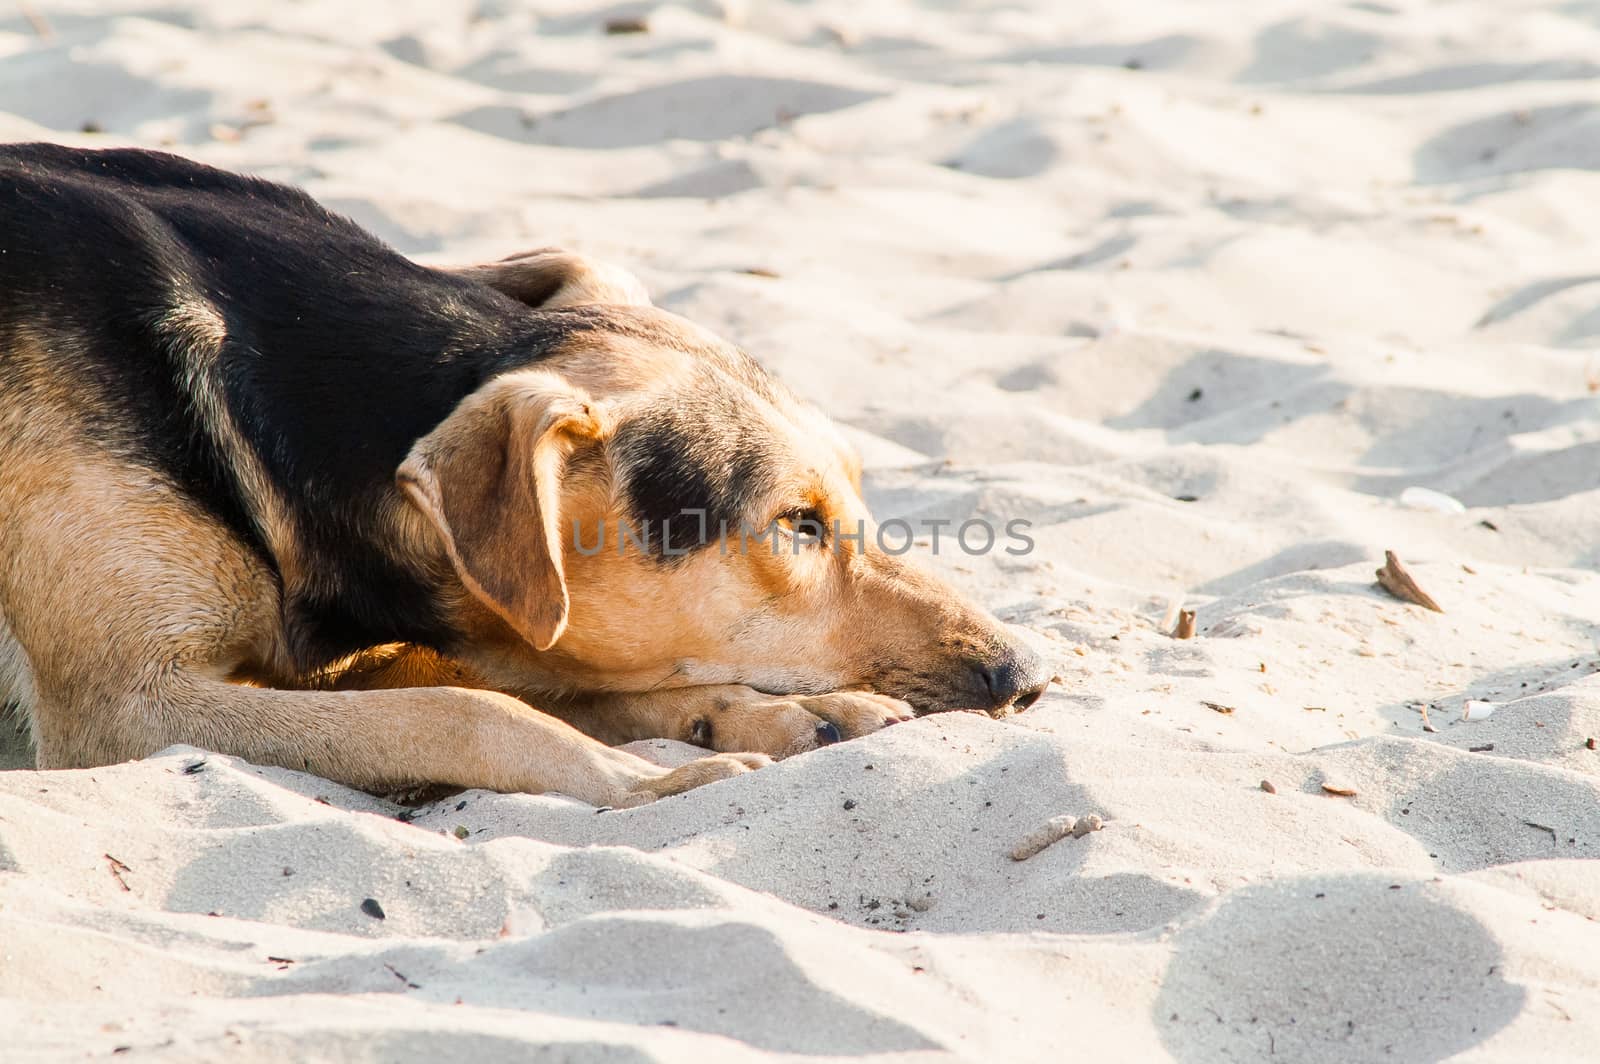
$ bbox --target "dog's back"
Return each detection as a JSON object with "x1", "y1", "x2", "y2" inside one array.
[
  {"x1": 0, "y1": 144, "x2": 513, "y2": 502},
  {"x1": 0, "y1": 146, "x2": 560, "y2": 666}
]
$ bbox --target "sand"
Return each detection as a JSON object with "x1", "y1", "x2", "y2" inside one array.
[{"x1": 5, "y1": 0, "x2": 1600, "y2": 1060}]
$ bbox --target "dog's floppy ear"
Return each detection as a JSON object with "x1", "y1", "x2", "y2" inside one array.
[
  {"x1": 445, "y1": 248, "x2": 651, "y2": 309},
  {"x1": 397, "y1": 370, "x2": 609, "y2": 652}
]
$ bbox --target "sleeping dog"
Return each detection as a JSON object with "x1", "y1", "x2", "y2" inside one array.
[{"x1": 0, "y1": 144, "x2": 1049, "y2": 807}]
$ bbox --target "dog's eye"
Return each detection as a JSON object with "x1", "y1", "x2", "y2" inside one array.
[{"x1": 773, "y1": 506, "x2": 827, "y2": 547}]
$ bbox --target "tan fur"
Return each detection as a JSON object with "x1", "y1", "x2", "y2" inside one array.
[
  {"x1": 159, "y1": 294, "x2": 311, "y2": 602},
  {"x1": 397, "y1": 370, "x2": 612, "y2": 652}
]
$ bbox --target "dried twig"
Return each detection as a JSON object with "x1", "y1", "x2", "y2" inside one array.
[
  {"x1": 1522, "y1": 820, "x2": 1557, "y2": 842},
  {"x1": 1009, "y1": 816, "x2": 1076, "y2": 861},
  {"x1": 1418, "y1": 702, "x2": 1437, "y2": 733},
  {"x1": 383, "y1": 962, "x2": 421, "y2": 989},
  {"x1": 104, "y1": 853, "x2": 131, "y2": 891},
  {"x1": 1173, "y1": 609, "x2": 1196, "y2": 639},
  {"x1": 1008, "y1": 814, "x2": 1104, "y2": 860},
  {"x1": 1375, "y1": 550, "x2": 1443, "y2": 612}
]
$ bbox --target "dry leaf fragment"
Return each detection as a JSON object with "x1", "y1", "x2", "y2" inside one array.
[
  {"x1": 19, "y1": 2, "x2": 53, "y2": 38},
  {"x1": 1321, "y1": 782, "x2": 1358, "y2": 797},
  {"x1": 1375, "y1": 550, "x2": 1443, "y2": 612},
  {"x1": 104, "y1": 854, "x2": 132, "y2": 891},
  {"x1": 1173, "y1": 609, "x2": 1196, "y2": 639},
  {"x1": 1202, "y1": 700, "x2": 1235, "y2": 715}
]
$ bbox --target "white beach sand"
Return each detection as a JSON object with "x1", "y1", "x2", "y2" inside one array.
[{"x1": 5, "y1": 0, "x2": 1600, "y2": 1059}]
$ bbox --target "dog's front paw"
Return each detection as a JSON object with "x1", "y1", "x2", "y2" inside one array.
[
  {"x1": 686, "y1": 688, "x2": 913, "y2": 759},
  {"x1": 794, "y1": 691, "x2": 915, "y2": 740},
  {"x1": 619, "y1": 752, "x2": 770, "y2": 807}
]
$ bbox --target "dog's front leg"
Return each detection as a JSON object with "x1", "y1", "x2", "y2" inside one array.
[
  {"x1": 36, "y1": 678, "x2": 766, "y2": 808},
  {"x1": 548, "y1": 686, "x2": 915, "y2": 759}
]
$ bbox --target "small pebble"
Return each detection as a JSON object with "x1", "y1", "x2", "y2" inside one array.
[
  {"x1": 360, "y1": 898, "x2": 386, "y2": 920},
  {"x1": 1259, "y1": 780, "x2": 1276, "y2": 794},
  {"x1": 453, "y1": 825, "x2": 470, "y2": 839},
  {"x1": 842, "y1": 799, "x2": 857, "y2": 810}
]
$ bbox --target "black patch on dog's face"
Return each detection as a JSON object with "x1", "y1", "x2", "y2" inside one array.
[{"x1": 612, "y1": 380, "x2": 781, "y2": 559}]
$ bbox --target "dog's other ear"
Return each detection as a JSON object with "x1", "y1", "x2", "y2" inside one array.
[
  {"x1": 445, "y1": 248, "x2": 651, "y2": 309},
  {"x1": 397, "y1": 371, "x2": 610, "y2": 652}
]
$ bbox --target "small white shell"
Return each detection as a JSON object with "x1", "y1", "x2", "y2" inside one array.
[
  {"x1": 1400, "y1": 486, "x2": 1467, "y2": 514},
  {"x1": 1462, "y1": 700, "x2": 1497, "y2": 721}
]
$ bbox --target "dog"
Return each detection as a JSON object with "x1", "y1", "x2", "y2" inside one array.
[{"x1": 0, "y1": 144, "x2": 1050, "y2": 807}]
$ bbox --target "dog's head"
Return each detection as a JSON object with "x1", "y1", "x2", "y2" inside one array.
[{"x1": 396, "y1": 257, "x2": 1049, "y2": 715}]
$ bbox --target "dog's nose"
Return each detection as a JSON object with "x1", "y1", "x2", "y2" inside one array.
[{"x1": 975, "y1": 647, "x2": 1050, "y2": 713}]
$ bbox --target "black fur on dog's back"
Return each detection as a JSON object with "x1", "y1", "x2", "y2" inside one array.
[{"x1": 0, "y1": 144, "x2": 616, "y2": 664}]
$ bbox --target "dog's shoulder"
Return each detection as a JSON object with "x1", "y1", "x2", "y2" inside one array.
[{"x1": 0, "y1": 148, "x2": 500, "y2": 658}]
